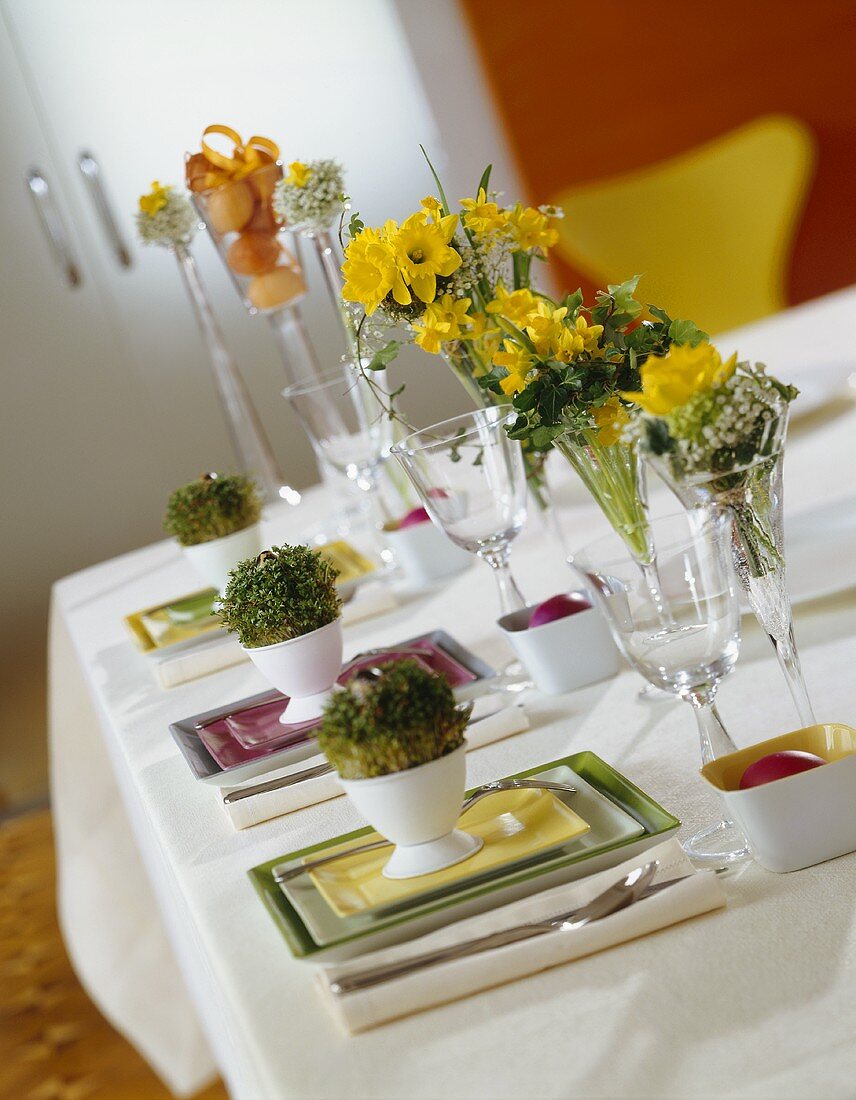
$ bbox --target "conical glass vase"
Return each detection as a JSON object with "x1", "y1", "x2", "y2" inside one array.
[
  {"x1": 644, "y1": 407, "x2": 816, "y2": 726},
  {"x1": 554, "y1": 430, "x2": 652, "y2": 563}
]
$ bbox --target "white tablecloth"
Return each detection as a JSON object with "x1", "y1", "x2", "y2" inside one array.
[{"x1": 50, "y1": 288, "x2": 856, "y2": 1099}]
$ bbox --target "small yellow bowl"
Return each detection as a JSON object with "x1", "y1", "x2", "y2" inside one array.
[{"x1": 701, "y1": 723, "x2": 856, "y2": 872}]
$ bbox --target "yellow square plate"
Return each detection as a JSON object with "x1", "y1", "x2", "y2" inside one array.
[
  {"x1": 124, "y1": 588, "x2": 222, "y2": 654},
  {"x1": 309, "y1": 788, "x2": 589, "y2": 918},
  {"x1": 317, "y1": 539, "x2": 376, "y2": 592}
]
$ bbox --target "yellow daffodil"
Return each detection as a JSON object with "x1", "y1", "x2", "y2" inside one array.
[
  {"x1": 460, "y1": 188, "x2": 507, "y2": 235},
  {"x1": 621, "y1": 342, "x2": 738, "y2": 416},
  {"x1": 465, "y1": 311, "x2": 502, "y2": 359},
  {"x1": 342, "y1": 227, "x2": 410, "y2": 315},
  {"x1": 493, "y1": 340, "x2": 534, "y2": 396},
  {"x1": 139, "y1": 181, "x2": 169, "y2": 217},
  {"x1": 508, "y1": 204, "x2": 559, "y2": 253},
  {"x1": 591, "y1": 397, "x2": 630, "y2": 446},
  {"x1": 485, "y1": 285, "x2": 542, "y2": 327},
  {"x1": 393, "y1": 212, "x2": 462, "y2": 304},
  {"x1": 552, "y1": 314, "x2": 604, "y2": 362},
  {"x1": 420, "y1": 195, "x2": 444, "y2": 221},
  {"x1": 525, "y1": 304, "x2": 569, "y2": 357},
  {"x1": 412, "y1": 294, "x2": 472, "y2": 354},
  {"x1": 286, "y1": 161, "x2": 312, "y2": 187}
]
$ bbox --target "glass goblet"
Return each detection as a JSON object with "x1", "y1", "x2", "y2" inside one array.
[
  {"x1": 283, "y1": 361, "x2": 395, "y2": 544},
  {"x1": 390, "y1": 407, "x2": 528, "y2": 615},
  {"x1": 570, "y1": 509, "x2": 751, "y2": 865}
]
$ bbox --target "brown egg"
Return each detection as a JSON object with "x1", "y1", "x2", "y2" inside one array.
[
  {"x1": 247, "y1": 266, "x2": 307, "y2": 311},
  {"x1": 227, "y1": 232, "x2": 280, "y2": 276},
  {"x1": 206, "y1": 181, "x2": 254, "y2": 234},
  {"x1": 247, "y1": 161, "x2": 281, "y2": 203},
  {"x1": 244, "y1": 201, "x2": 279, "y2": 234},
  {"x1": 185, "y1": 152, "x2": 212, "y2": 192}
]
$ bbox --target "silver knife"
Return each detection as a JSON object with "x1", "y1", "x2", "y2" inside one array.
[{"x1": 329, "y1": 863, "x2": 691, "y2": 995}]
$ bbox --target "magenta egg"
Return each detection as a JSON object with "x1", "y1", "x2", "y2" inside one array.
[
  {"x1": 398, "y1": 507, "x2": 431, "y2": 529},
  {"x1": 739, "y1": 750, "x2": 826, "y2": 789},
  {"x1": 528, "y1": 593, "x2": 591, "y2": 629}
]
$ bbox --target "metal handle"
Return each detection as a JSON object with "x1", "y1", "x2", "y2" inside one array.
[
  {"x1": 76, "y1": 150, "x2": 132, "y2": 268},
  {"x1": 25, "y1": 169, "x2": 82, "y2": 288}
]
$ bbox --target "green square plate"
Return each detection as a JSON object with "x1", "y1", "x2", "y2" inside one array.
[
  {"x1": 248, "y1": 751, "x2": 680, "y2": 962},
  {"x1": 124, "y1": 588, "x2": 222, "y2": 655}
]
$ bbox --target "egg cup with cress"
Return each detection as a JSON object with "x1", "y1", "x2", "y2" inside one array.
[
  {"x1": 317, "y1": 659, "x2": 479, "y2": 879},
  {"x1": 164, "y1": 473, "x2": 264, "y2": 597},
  {"x1": 219, "y1": 544, "x2": 344, "y2": 725}
]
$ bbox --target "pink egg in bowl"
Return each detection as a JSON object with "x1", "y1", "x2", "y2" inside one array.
[{"x1": 701, "y1": 723, "x2": 856, "y2": 872}]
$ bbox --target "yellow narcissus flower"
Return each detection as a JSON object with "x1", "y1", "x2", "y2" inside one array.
[
  {"x1": 342, "y1": 227, "x2": 410, "y2": 315},
  {"x1": 494, "y1": 340, "x2": 534, "y2": 396},
  {"x1": 507, "y1": 204, "x2": 559, "y2": 253},
  {"x1": 420, "y1": 195, "x2": 444, "y2": 221},
  {"x1": 412, "y1": 294, "x2": 471, "y2": 354},
  {"x1": 139, "y1": 181, "x2": 169, "y2": 216},
  {"x1": 621, "y1": 342, "x2": 738, "y2": 416},
  {"x1": 485, "y1": 285, "x2": 542, "y2": 327},
  {"x1": 286, "y1": 161, "x2": 312, "y2": 187},
  {"x1": 393, "y1": 213, "x2": 462, "y2": 304},
  {"x1": 552, "y1": 315, "x2": 604, "y2": 362},
  {"x1": 466, "y1": 311, "x2": 502, "y2": 359},
  {"x1": 525, "y1": 303, "x2": 570, "y2": 357},
  {"x1": 460, "y1": 188, "x2": 507, "y2": 235},
  {"x1": 591, "y1": 397, "x2": 630, "y2": 446}
]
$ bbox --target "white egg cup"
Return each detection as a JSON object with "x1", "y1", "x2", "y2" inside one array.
[
  {"x1": 384, "y1": 520, "x2": 472, "y2": 588},
  {"x1": 181, "y1": 522, "x2": 263, "y2": 596},
  {"x1": 242, "y1": 617, "x2": 344, "y2": 725},
  {"x1": 498, "y1": 591, "x2": 621, "y2": 695},
  {"x1": 338, "y1": 744, "x2": 481, "y2": 879}
]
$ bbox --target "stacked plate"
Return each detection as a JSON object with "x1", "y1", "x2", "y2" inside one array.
[{"x1": 249, "y1": 752, "x2": 680, "y2": 962}]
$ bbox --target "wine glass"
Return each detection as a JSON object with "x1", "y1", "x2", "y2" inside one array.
[
  {"x1": 569, "y1": 509, "x2": 751, "y2": 865},
  {"x1": 283, "y1": 361, "x2": 396, "y2": 551},
  {"x1": 389, "y1": 407, "x2": 528, "y2": 614}
]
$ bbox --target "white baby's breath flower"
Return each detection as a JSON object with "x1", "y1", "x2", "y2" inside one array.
[
  {"x1": 136, "y1": 188, "x2": 198, "y2": 248},
  {"x1": 273, "y1": 159, "x2": 346, "y2": 233}
]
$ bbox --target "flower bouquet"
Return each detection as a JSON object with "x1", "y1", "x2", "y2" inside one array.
[
  {"x1": 623, "y1": 341, "x2": 813, "y2": 724},
  {"x1": 339, "y1": 156, "x2": 564, "y2": 507}
]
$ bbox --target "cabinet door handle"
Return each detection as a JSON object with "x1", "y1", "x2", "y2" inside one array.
[
  {"x1": 77, "y1": 150, "x2": 132, "y2": 268},
  {"x1": 25, "y1": 169, "x2": 82, "y2": 288}
]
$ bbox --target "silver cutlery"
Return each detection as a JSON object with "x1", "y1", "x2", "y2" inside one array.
[
  {"x1": 271, "y1": 778, "x2": 579, "y2": 884},
  {"x1": 329, "y1": 861, "x2": 678, "y2": 995},
  {"x1": 222, "y1": 760, "x2": 334, "y2": 805}
]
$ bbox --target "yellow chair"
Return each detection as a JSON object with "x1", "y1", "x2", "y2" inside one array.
[{"x1": 551, "y1": 115, "x2": 816, "y2": 334}]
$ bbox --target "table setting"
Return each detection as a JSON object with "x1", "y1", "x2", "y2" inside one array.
[{"x1": 47, "y1": 130, "x2": 856, "y2": 1099}]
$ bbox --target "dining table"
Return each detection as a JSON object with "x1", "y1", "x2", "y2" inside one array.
[{"x1": 49, "y1": 285, "x2": 856, "y2": 1099}]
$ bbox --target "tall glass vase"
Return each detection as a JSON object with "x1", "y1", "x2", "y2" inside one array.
[
  {"x1": 644, "y1": 407, "x2": 816, "y2": 726},
  {"x1": 173, "y1": 244, "x2": 299, "y2": 505}
]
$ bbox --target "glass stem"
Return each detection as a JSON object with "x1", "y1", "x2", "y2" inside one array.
[
  {"x1": 685, "y1": 685, "x2": 738, "y2": 765},
  {"x1": 480, "y1": 547, "x2": 527, "y2": 615},
  {"x1": 770, "y1": 623, "x2": 816, "y2": 727},
  {"x1": 174, "y1": 245, "x2": 297, "y2": 505},
  {"x1": 267, "y1": 304, "x2": 323, "y2": 383}
]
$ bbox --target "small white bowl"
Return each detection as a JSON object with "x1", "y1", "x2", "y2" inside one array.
[
  {"x1": 701, "y1": 723, "x2": 856, "y2": 872},
  {"x1": 383, "y1": 520, "x2": 471, "y2": 587},
  {"x1": 181, "y1": 522, "x2": 263, "y2": 595},
  {"x1": 338, "y1": 744, "x2": 481, "y2": 879},
  {"x1": 498, "y1": 592, "x2": 621, "y2": 695}
]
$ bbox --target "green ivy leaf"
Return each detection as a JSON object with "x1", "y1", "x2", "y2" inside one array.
[
  {"x1": 347, "y1": 211, "x2": 364, "y2": 239},
  {"x1": 669, "y1": 318, "x2": 708, "y2": 346},
  {"x1": 366, "y1": 340, "x2": 401, "y2": 371}
]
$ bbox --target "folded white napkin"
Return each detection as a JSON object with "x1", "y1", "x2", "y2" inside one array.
[
  {"x1": 154, "y1": 583, "x2": 399, "y2": 688},
  {"x1": 316, "y1": 837, "x2": 725, "y2": 1034},
  {"x1": 220, "y1": 701, "x2": 530, "y2": 829}
]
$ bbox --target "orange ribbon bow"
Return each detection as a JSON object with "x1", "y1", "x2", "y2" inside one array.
[{"x1": 194, "y1": 125, "x2": 280, "y2": 189}]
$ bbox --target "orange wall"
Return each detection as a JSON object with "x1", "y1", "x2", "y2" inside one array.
[{"x1": 462, "y1": 0, "x2": 856, "y2": 308}]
